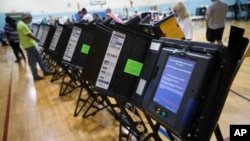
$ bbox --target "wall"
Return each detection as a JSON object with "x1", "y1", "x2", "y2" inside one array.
[
  {"x1": 0, "y1": 0, "x2": 79, "y2": 14},
  {"x1": 0, "y1": 0, "x2": 248, "y2": 29},
  {"x1": 2, "y1": 0, "x2": 244, "y2": 14}
]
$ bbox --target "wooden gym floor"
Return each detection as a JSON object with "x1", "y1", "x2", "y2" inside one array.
[{"x1": 0, "y1": 20, "x2": 250, "y2": 141}]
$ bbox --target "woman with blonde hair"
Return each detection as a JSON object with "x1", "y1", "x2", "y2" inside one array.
[{"x1": 172, "y1": 2, "x2": 193, "y2": 40}]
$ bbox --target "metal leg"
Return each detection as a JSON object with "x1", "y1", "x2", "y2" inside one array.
[{"x1": 214, "y1": 124, "x2": 224, "y2": 141}]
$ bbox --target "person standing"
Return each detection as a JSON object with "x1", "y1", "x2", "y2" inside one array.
[
  {"x1": 0, "y1": 29, "x2": 8, "y2": 46},
  {"x1": 92, "y1": 13, "x2": 102, "y2": 23},
  {"x1": 206, "y1": 0, "x2": 228, "y2": 44},
  {"x1": 172, "y1": 2, "x2": 193, "y2": 41},
  {"x1": 17, "y1": 13, "x2": 52, "y2": 80},
  {"x1": 81, "y1": 8, "x2": 93, "y2": 22},
  {"x1": 134, "y1": 10, "x2": 140, "y2": 17},
  {"x1": 4, "y1": 16, "x2": 26, "y2": 63},
  {"x1": 105, "y1": 8, "x2": 123, "y2": 23},
  {"x1": 77, "y1": 11, "x2": 83, "y2": 22},
  {"x1": 232, "y1": 0, "x2": 240, "y2": 20}
]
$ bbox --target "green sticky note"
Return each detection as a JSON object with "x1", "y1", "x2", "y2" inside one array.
[
  {"x1": 124, "y1": 59, "x2": 143, "y2": 77},
  {"x1": 81, "y1": 44, "x2": 90, "y2": 54}
]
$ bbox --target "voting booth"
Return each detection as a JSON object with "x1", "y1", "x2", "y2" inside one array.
[
  {"x1": 94, "y1": 22, "x2": 153, "y2": 100},
  {"x1": 82, "y1": 23, "x2": 113, "y2": 84},
  {"x1": 46, "y1": 24, "x2": 73, "y2": 82},
  {"x1": 135, "y1": 32, "x2": 248, "y2": 140},
  {"x1": 30, "y1": 23, "x2": 40, "y2": 36},
  {"x1": 142, "y1": 39, "x2": 220, "y2": 138},
  {"x1": 131, "y1": 38, "x2": 220, "y2": 108},
  {"x1": 47, "y1": 24, "x2": 73, "y2": 62},
  {"x1": 36, "y1": 24, "x2": 45, "y2": 40},
  {"x1": 61, "y1": 23, "x2": 96, "y2": 69},
  {"x1": 57, "y1": 22, "x2": 97, "y2": 96},
  {"x1": 38, "y1": 25, "x2": 56, "y2": 53}
]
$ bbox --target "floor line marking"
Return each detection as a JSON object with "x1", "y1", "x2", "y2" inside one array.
[
  {"x1": 230, "y1": 89, "x2": 250, "y2": 102},
  {"x1": 2, "y1": 63, "x2": 13, "y2": 141}
]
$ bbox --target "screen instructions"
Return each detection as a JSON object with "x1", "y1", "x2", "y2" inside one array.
[{"x1": 153, "y1": 56, "x2": 195, "y2": 113}]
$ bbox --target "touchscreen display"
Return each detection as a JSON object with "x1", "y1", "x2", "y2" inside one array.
[{"x1": 153, "y1": 56, "x2": 196, "y2": 113}]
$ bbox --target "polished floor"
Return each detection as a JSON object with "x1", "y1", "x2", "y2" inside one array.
[{"x1": 0, "y1": 20, "x2": 250, "y2": 141}]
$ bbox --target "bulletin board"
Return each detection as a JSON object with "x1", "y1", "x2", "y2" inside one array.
[
  {"x1": 90, "y1": 0, "x2": 106, "y2": 5},
  {"x1": 5, "y1": 12, "x2": 24, "y2": 22}
]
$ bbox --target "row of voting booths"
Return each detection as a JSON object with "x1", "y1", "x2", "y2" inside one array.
[{"x1": 30, "y1": 13, "x2": 249, "y2": 141}]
